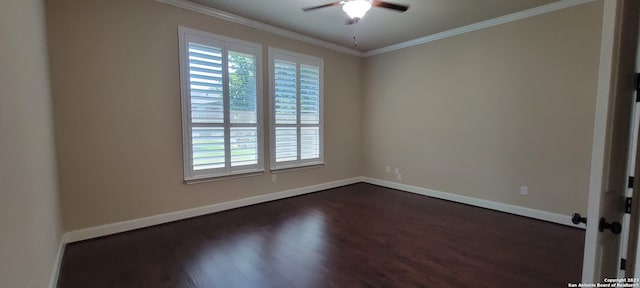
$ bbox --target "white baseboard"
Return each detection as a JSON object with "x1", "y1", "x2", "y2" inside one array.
[
  {"x1": 63, "y1": 177, "x2": 362, "y2": 243},
  {"x1": 48, "y1": 237, "x2": 65, "y2": 288},
  {"x1": 361, "y1": 177, "x2": 584, "y2": 228},
  {"x1": 62, "y1": 175, "x2": 583, "y2": 244}
]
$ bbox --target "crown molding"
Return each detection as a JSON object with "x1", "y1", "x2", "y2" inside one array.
[
  {"x1": 155, "y1": 0, "x2": 364, "y2": 57},
  {"x1": 157, "y1": 0, "x2": 596, "y2": 58},
  {"x1": 363, "y1": 0, "x2": 597, "y2": 57}
]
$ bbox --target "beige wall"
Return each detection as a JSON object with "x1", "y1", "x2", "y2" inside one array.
[
  {"x1": 47, "y1": 0, "x2": 363, "y2": 231},
  {"x1": 47, "y1": 0, "x2": 604, "y2": 233},
  {"x1": 0, "y1": 0, "x2": 62, "y2": 287},
  {"x1": 362, "y1": 2, "x2": 603, "y2": 216}
]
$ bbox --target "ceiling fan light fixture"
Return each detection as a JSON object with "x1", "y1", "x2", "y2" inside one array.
[{"x1": 342, "y1": 0, "x2": 372, "y2": 19}]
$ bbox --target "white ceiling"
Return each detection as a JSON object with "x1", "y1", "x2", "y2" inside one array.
[{"x1": 188, "y1": 0, "x2": 560, "y2": 52}]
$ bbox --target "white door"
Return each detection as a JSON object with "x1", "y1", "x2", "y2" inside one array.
[{"x1": 582, "y1": 0, "x2": 640, "y2": 283}]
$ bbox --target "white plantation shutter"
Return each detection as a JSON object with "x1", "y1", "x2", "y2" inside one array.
[
  {"x1": 274, "y1": 60, "x2": 298, "y2": 162},
  {"x1": 229, "y1": 127, "x2": 258, "y2": 166},
  {"x1": 188, "y1": 43, "x2": 225, "y2": 171},
  {"x1": 228, "y1": 51, "x2": 259, "y2": 168},
  {"x1": 300, "y1": 65, "x2": 320, "y2": 125},
  {"x1": 275, "y1": 127, "x2": 297, "y2": 162},
  {"x1": 188, "y1": 43, "x2": 224, "y2": 124},
  {"x1": 179, "y1": 27, "x2": 263, "y2": 181},
  {"x1": 299, "y1": 65, "x2": 321, "y2": 161},
  {"x1": 274, "y1": 60, "x2": 297, "y2": 125},
  {"x1": 192, "y1": 127, "x2": 225, "y2": 170},
  {"x1": 269, "y1": 48, "x2": 323, "y2": 170},
  {"x1": 301, "y1": 127, "x2": 320, "y2": 160}
]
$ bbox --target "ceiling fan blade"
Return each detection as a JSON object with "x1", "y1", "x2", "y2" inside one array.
[
  {"x1": 302, "y1": 2, "x2": 342, "y2": 12},
  {"x1": 372, "y1": 1, "x2": 409, "y2": 12}
]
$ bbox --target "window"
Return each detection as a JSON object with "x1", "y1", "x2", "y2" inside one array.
[
  {"x1": 268, "y1": 47, "x2": 324, "y2": 170},
  {"x1": 179, "y1": 27, "x2": 263, "y2": 181}
]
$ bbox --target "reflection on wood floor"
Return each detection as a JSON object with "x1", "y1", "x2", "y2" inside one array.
[{"x1": 57, "y1": 183, "x2": 584, "y2": 287}]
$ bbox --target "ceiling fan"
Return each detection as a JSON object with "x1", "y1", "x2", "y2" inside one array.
[{"x1": 303, "y1": 0, "x2": 409, "y2": 23}]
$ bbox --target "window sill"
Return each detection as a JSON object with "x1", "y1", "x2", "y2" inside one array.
[
  {"x1": 270, "y1": 163, "x2": 325, "y2": 174},
  {"x1": 184, "y1": 170, "x2": 265, "y2": 184}
]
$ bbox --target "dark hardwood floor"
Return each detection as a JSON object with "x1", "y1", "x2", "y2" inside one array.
[{"x1": 57, "y1": 183, "x2": 584, "y2": 288}]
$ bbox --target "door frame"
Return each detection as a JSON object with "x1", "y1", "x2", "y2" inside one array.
[
  {"x1": 583, "y1": 0, "x2": 640, "y2": 282},
  {"x1": 583, "y1": 0, "x2": 620, "y2": 281}
]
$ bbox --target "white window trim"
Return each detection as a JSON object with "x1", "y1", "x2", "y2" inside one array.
[
  {"x1": 268, "y1": 47, "x2": 324, "y2": 171},
  {"x1": 179, "y1": 26, "x2": 264, "y2": 182}
]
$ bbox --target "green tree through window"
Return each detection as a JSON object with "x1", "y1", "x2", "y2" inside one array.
[{"x1": 229, "y1": 52, "x2": 256, "y2": 114}]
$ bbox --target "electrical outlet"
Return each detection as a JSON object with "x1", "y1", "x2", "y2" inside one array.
[
  {"x1": 397, "y1": 174, "x2": 402, "y2": 181},
  {"x1": 394, "y1": 168, "x2": 400, "y2": 174},
  {"x1": 520, "y1": 186, "x2": 528, "y2": 195},
  {"x1": 271, "y1": 174, "x2": 277, "y2": 182},
  {"x1": 385, "y1": 166, "x2": 391, "y2": 173}
]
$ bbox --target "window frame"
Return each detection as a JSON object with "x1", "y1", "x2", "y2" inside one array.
[
  {"x1": 268, "y1": 47, "x2": 324, "y2": 171},
  {"x1": 179, "y1": 26, "x2": 264, "y2": 182}
]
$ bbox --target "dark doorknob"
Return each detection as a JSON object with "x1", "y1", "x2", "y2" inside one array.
[
  {"x1": 599, "y1": 218, "x2": 622, "y2": 235},
  {"x1": 572, "y1": 213, "x2": 587, "y2": 225}
]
